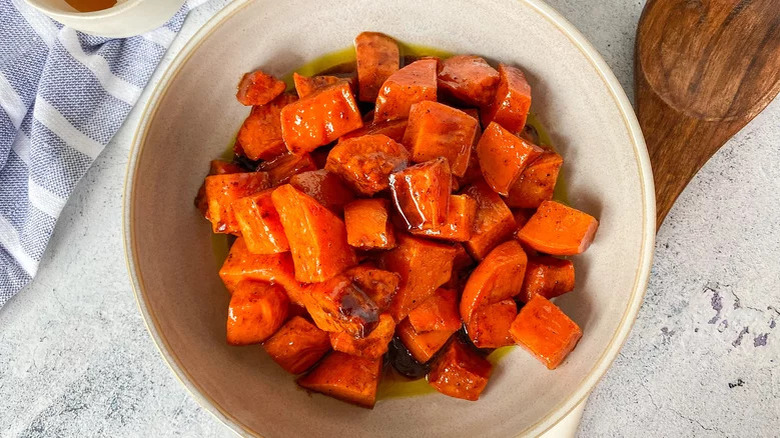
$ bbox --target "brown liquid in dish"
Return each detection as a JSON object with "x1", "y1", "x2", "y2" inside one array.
[{"x1": 65, "y1": 0, "x2": 117, "y2": 12}]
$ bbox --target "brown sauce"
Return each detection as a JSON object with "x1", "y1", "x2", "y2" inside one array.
[{"x1": 65, "y1": 0, "x2": 117, "y2": 13}]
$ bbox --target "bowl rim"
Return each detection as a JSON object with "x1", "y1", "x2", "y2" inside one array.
[{"x1": 122, "y1": 0, "x2": 656, "y2": 436}]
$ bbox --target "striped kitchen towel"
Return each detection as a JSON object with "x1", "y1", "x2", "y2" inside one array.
[{"x1": 0, "y1": 0, "x2": 212, "y2": 308}]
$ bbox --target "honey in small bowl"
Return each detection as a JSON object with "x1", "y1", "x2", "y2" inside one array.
[{"x1": 65, "y1": 0, "x2": 117, "y2": 12}]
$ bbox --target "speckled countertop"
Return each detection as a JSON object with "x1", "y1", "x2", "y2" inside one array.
[{"x1": 1, "y1": 0, "x2": 778, "y2": 436}]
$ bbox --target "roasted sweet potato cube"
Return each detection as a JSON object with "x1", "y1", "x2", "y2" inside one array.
[
  {"x1": 466, "y1": 299, "x2": 517, "y2": 348},
  {"x1": 236, "y1": 93, "x2": 298, "y2": 161},
  {"x1": 303, "y1": 275, "x2": 380, "y2": 337},
  {"x1": 402, "y1": 101, "x2": 478, "y2": 177},
  {"x1": 344, "y1": 199, "x2": 396, "y2": 249},
  {"x1": 233, "y1": 189, "x2": 289, "y2": 254},
  {"x1": 389, "y1": 158, "x2": 452, "y2": 231},
  {"x1": 380, "y1": 234, "x2": 456, "y2": 321},
  {"x1": 280, "y1": 81, "x2": 363, "y2": 154},
  {"x1": 326, "y1": 134, "x2": 409, "y2": 195},
  {"x1": 272, "y1": 184, "x2": 356, "y2": 282},
  {"x1": 481, "y1": 64, "x2": 532, "y2": 133},
  {"x1": 438, "y1": 55, "x2": 500, "y2": 108},
  {"x1": 330, "y1": 313, "x2": 396, "y2": 358},
  {"x1": 263, "y1": 316, "x2": 331, "y2": 374},
  {"x1": 293, "y1": 73, "x2": 345, "y2": 98},
  {"x1": 344, "y1": 265, "x2": 400, "y2": 312},
  {"x1": 289, "y1": 169, "x2": 355, "y2": 214},
  {"x1": 355, "y1": 31, "x2": 400, "y2": 102},
  {"x1": 516, "y1": 201, "x2": 599, "y2": 255},
  {"x1": 396, "y1": 318, "x2": 455, "y2": 363},
  {"x1": 428, "y1": 340, "x2": 492, "y2": 401},
  {"x1": 204, "y1": 172, "x2": 270, "y2": 234},
  {"x1": 340, "y1": 119, "x2": 408, "y2": 144},
  {"x1": 258, "y1": 152, "x2": 317, "y2": 187},
  {"x1": 445, "y1": 242, "x2": 475, "y2": 290},
  {"x1": 226, "y1": 281, "x2": 289, "y2": 345},
  {"x1": 509, "y1": 295, "x2": 582, "y2": 369},
  {"x1": 407, "y1": 288, "x2": 461, "y2": 333},
  {"x1": 477, "y1": 122, "x2": 544, "y2": 196},
  {"x1": 374, "y1": 59, "x2": 437, "y2": 123},
  {"x1": 195, "y1": 160, "x2": 244, "y2": 215},
  {"x1": 460, "y1": 240, "x2": 528, "y2": 322},
  {"x1": 297, "y1": 351, "x2": 382, "y2": 408},
  {"x1": 461, "y1": 181, "x2": 517, "y2": 260},
  {"x1": 410, "y1": 194, "x2": 476, "y2": 242},
  {"x1": 236, "y1": 69, "x2": 286, "y2": 106},
  {"x1": 519, "y1": 256, "x2": 576, "y2": 303},
  {"x1": 507, "y1": 151, "x2": 563, "y2": 208}
]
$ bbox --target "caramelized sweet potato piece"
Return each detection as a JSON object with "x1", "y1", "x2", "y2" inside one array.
[
  {"x1": 289, "y1": 170, "x2": 355, "y2": 214},
  {"x1": 263, "y1": 316, "x2": 331, "y2": 374},
  {"x1": 293, "y1": 73, "x2": 344, "y2": 98},
  {"x1": 476, "y1": 122, "x2": 544, "y2": 196},
  {"x1": 509, "y1": 295, "x2": 582, "y2": 369},
  {"x1": 407, "y1": 288, "x2": 460, "y2": 333},
  {"x1": 272, "y1": 184, "x2": 356, "y2": 282},
  {"x1": 330, "y1": 313, "x2": 396, "y2": 358},
  {"x1": 344, "y1": 199, "x2": 396, "y2": 250},
  {"x1": 297, "y1": 351, "x2": 382, "y2": 408},
  {"x1": 506, "y1": 151, "x2": 563, "y2": 208},
  {"x1": 195, "y1": 160, "x2": 244, "y2": 215},
  {"x1": 389, "y1": 158, "x2": 452, "y2": 231},
  {"x1": 427, "y1": 340, "x2": 492, "y2": 401},
  {"x1": 481, "y1": 64, "x2": 532, "y2": 133},
  {"x1": 512, "y1": 208, "x2": 534, "y2": 229},
  {"x1": 233, "y1": 189, "x2": 289, "y2": 254},
  {"x1": 396, "y1": 318, "x2": 455, "y2": 363},
  {"x1": 519, "y1": 256, "x2": 575, "y2": 303},
  {"x1": 236, "y1": 69, "x2": 286, "y2": 106},
  {"x1": 326, "y1": 134, "x2": 409, "y2": 195},
  {"x1": 466, "y1": 299, "x2": 517, "y2": 348},
  {"x1": 355, "y1": 31, "x2": 400, "y2": 102},
  {"x1": 374, "y1": 59, "x2": 437, "y2": 123},
  {"x1": 437, "y1": 55, "x2": 500, "y2": 107},
  {"x1": 460, "y1": 240, "x2": 528, "y2": 322},
  {"x1": 403, "y1": 101, "x2": 478, "y2": 177},
  {"x1": 204, "y1": 172, "x2": 271, "y2": 234},
  {"x1": 236, "y1": 93, "x2": 298, "y2": 161},
  {"x1": 461, "y1": 181, "x2": 517, "y2": 260},
  {"x1": 344, "y1": 265, "x2": 400, "y2": 312},
  {"x1": 410, "y1": 194, "x2": 476, "y2": 242},
  {"x1": 516, "y1": 201, "x2": 599, "y2": 255},
  {"x1": 340, "y1": 119, "x2": 408, "y2": 144},
  {"x1": 226, "y1": 281, "x2": 289, "y2": 345},
  {"x1": 258, "y1": 152, "x2": 317, "y2": 186},
  {"x1": 303, "y1": 275, "x2": 380, "y2": 337},
  {"x1": 380, "y1": 234, "x2": 456, "y2": 320},
  {"x1": 280, "y1": 81, "x2": 363, "y2": 154}
]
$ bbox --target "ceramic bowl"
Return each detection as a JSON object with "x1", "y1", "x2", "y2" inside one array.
[{"x1": 124, "y1": 0, "x2": 655, "y2": 436}]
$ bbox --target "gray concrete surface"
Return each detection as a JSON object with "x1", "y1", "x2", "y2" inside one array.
[{"x1": 1, "y1": 0, "x2": 778, "y2": 436}]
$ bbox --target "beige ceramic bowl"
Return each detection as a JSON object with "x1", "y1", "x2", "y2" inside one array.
[{"x1": 124, "y1": 0, "x2": 656, "y2": 436}]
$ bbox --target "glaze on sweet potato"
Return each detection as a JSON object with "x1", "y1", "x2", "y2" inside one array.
[
  {"x1": 344, "y1": 199, "x2": 396, "y2": 249},
  {"x1": 518, "y1": 256, "x2": 575, "y2": 303},
  {"x1": 355, "y1": 31, "x2": 400, "y2": 103},
  {"x1": 460, "y1": 240, "x2": 528, "y2": 322},
  {"x1": 293, "y1": 73, "x2": 344, "y2": 98},
  {"x1": 326, "y1": 134, "x2": 409, "y2": 195},
  {"x1": 476, "y1": 122, "x2": 544, "y2": 196},
  {"x1": 410, "y1": 194, "x2": 476, "y2": 242},
  {"x1": 236, "y1": 93, "x2": 298, "y2": 161},
  {"x1": 389, "y1": 158, "x2": 452, "y2": 231},
  {"x1": 427, "y1": 340, "x2": 492, "y2": 401},
  {"x1": 330, "y1": 313, "x2": 396, "y2": 358},
  {"x1": 263, "y1": 316, "x2": 331, "y2": 374},
  {"x1": 289, "y1": 169, "x2": 355, "y2": 214},
  {"x1": 226, "y1": 281, "x2": 289, "y2": 345},
  {"x1": 396, "y1": 318, "x2": 455, "y2": 363},
  {"x1": 345, "y1": 265, "x2": 400, "y2": 312},
  {"x1": 233, "y1": 189, "x2": 289, "y2": 254},
  {"x1": 506, "y1": 151, "x2": 563, "y2": 208},
  {"x1": 516, "y1": 201, "x2": 599, "y2": 255},
  {"x1": 258, "y1": 152, "x2": 317, "y2": 186},
  {"x1": 195, "y1": 160, "x2": 244, "y2": 215},
  {"x1": 509, "y1": 295, "x2": 582, "y2": 369},
  {"x1": 204, "y1": 172, "x2": 271, "y2": 234},
  {"x1": 340, "y1": 119, "x2": 408, "y2": 144},
  {"x1": 297, "y1": 351, "x2": 383, "y2": 408},
  {"x1": 461, "y1": 181, "x2": 517, "y2": 260},
  {"x1": 236, "y1": 69, "x2": 286, "y2": 106},
  {"x1": 481, "y1": 64, "x2": 532, "y2": 133},
  {"x1": 374, "y1": 59, "x2": 437, "y2": 123},
  {"x1": 466, "y1": 299, "x2": 517, "y2": 348},
  {"x1": 437, "y1": 55, "x2": 500, "y2": 108},
  {"x1": 303, "y1": 275, "x2": 380, "y2": 337},
  {"x1": 407, "y1": 288, "x2": 461, "y2": 333}
]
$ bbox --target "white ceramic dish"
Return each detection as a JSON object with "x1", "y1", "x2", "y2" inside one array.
[{"x1": 123, "y1": 0, "x2": 655, "y2": 436}]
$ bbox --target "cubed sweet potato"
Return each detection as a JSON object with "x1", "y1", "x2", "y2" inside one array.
[
  {"x1": 272, "y1": 184, "x2": 357, "y2": 282},
  {"x1": 280, "y1": 81, "x2": 363, "y2": 154},
  {"x1": 516, "y1": 201, "x2": 599, "y2": 255},
  {"x1": 380, "y1": 234, "x2": 456, "y2": 321},
  {"x1": 340, "y1": 119, "x2": 408, "y2": 144},
  {"x1": 461, "y1": 181, "x2": 517, "y2": 260},
  {"x1": 402, "y1": 101, "x2": 478, "y2": 177},
  {"x1": 236, "y1": 69, "x2": 286, "y2": 106},
  {"x1": 476, "y1": 122, "x2": 544, "y2": 196},
  {"x1": 297, "y1": 351, "x2": 383, "y2": 408},
  {"x1": 427, "y1": 340, "x2": 492, "y2": 401},
  {"x1": 195, "y1": 160, "x2": 244, "y2": 215},
  {"x1": 258, "y1": 152, "x2": 317, "y2": 186},
  {"x1": 289, "y1": 169, "x2": 355, "y2": 214},
  {"x1": 481, "y1": 64, "x2": 532, "y2": 133},
  {"x1": 344, "y1": 199, "x2": 396, "y2": 250},
  {"x1": 226, "y1": 281, "x2": 289, "y2": 345},
  {"x1": 303, "y1": 275, "x2": 380, "y2": 337},
  {"x1": 460, "y1": 240, "x2": 528, "y2": 322},
  {"x1": 506, "y1": 151, "x2": 563, "y2": 208},
  {"x1": 293, "y1": 73, "x2": 344, "y2": 98},
  {"x1": 437, "y1": 55, "x2": 500, "y2": 108},
  {"x1": 407, "y1": 288, "x2": 461, "y2": 333},
  {"x1": 204, "y1": 172, "x2": 271, "y2": 234},
  {"x1": 355, "y1": 31, "x2": 400, "y2": 103},
  {"x1": 374, "y1": 59, "x2": 437, "y2": 123},
  {"x1": 396, "y1": 317, "x2": 455, "y2": 363},
  {"x1": 233, "y1": 189, "x2": 289, "y2": 254},
  {"x1": 344, "y1": 265, "x2": 400, "y2": 312},
  {"x1": 263, "y1": 316, "x2": 331, "y2": 374},
  {"x1": 236, "y1": 93, "x2": 298, "y2": 161},
  {"x1": 326, "y1": 134, "x2": 409, "y2": 195},
  {"x1": 466, "y1": 299, "x2": 517, "y2": 348},
  {"x1": 509, "y1": 295, "x2": 582, "y2": 369},
  {"x1": 410, "y1": 194, "x2": 476, "y2": 242},
  {"x1": 389, "y1": 158, "x2": 452, "y2": 231},
  {"x1": 519, "y1": 256, "x2": 575, "y2": 303},
  {"x1": 330, "y1": 313, "x2": 396, "y2": 358}
]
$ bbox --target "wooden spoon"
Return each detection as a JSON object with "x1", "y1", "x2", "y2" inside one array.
[{"x1": 636, "y1": 0, "x2": 780, "y2": 228}]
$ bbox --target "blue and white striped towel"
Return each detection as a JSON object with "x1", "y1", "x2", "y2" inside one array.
[{"x1": 0, "y1": 0, "x2": 211, "y2": 308}]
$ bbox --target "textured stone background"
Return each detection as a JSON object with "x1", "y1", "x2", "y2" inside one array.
[{"x1": 1, "y1": 0, "x2": 778, "y2": 437}]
